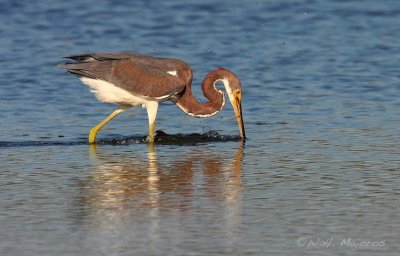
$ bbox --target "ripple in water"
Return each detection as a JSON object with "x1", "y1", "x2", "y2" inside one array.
[
  {"x1": 0, "y1": 131, "x2": 241, "y2": 147},
  {"x1": 98, "y1": 130, "x2": 241, "y2": 145}
]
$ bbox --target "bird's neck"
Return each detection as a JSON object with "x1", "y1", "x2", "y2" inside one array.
[{"x1": 176, "y1": 69, "x2": 232, "y2": 117}]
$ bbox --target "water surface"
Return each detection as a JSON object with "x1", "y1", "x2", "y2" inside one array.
[{"x1": 1, "y1": 0, "x2": 399, "y2": 255}]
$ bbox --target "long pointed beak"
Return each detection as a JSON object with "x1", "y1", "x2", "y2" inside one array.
[{"x1": 232, "y1": 93, "x2": 246, "y2": 139}]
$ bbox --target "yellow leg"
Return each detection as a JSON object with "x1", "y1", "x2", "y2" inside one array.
[
  {"x1": 146, "y1": 122, "x2": 155, "y2": 143},
  {"x1": 145, "y1": 101, "x2": 159, "y2": 143},
  {"x1": 89, "y1": 106, "x2": 129, "y2": 144}
]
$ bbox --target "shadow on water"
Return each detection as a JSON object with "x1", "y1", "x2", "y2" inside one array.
[
  {"x1": 70, "y1": 142, "x2": 244, "y2": 252},
  {"x1": 0, "y1": 131, "x2": 242, "y2": 147}
]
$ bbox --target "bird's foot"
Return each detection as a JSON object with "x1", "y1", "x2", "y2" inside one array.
[{"x1": 145, "y1": 135, "x2": 155, "y2": 143}]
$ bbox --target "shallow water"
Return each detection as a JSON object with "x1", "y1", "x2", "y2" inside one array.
[{"x1": 1, "y1": 0, "x2": 400, "y2": 255}]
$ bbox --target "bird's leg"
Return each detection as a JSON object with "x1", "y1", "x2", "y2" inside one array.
[
  {"x1": 145, "y1": 101, "x2": 159, "y2": 143},
  {"x1": 89, "y1": 105, "x2": 130, "y2": 144}
]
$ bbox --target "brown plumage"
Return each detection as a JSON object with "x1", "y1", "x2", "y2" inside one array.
[{"x1": 60, "y1": 52, "x2": 245, "y2": 143}]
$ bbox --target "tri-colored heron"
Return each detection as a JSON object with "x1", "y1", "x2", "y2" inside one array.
[{"x1": 59, "y1": 52, "x2": 245, "y2": 143}]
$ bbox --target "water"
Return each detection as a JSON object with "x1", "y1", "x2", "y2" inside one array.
[{"x1": 1, "y1": 0, "x2": 400, "y2": 255}]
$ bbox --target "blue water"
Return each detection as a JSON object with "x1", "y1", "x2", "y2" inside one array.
[{"x1": 1, "y1": 0, "x2": 400, "y2": 255}]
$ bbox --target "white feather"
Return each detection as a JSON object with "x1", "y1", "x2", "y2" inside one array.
[
  {"x1": 220, "y1": 78, "x2": 235, "y2": 103},
  {"x1": 80, "y1": 77, "x2": 170, "y2": 106},
  {"x1": 166, "y1": 70, "x2": 177, "y2": 77}
]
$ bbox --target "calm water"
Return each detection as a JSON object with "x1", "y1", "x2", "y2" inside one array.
[{"x1": 1, "y1": 0, "x2": 400, "y2": 255}]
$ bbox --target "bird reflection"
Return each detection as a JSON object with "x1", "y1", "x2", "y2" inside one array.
[
  {"x1": 84, "y1": 143, "x2": 243, "y2": 211},
  {"x1": 78, "y1": 143, "x2": 244, "y2": 254}
]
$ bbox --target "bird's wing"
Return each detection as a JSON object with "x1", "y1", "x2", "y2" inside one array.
[
  {"x1": 63, "y1": 52, "x2": 140, "y2": 62},
  {"x1": 109, "y1": 59, "x2": 187, "y2": 98},
  {"x1": 60, "y1": 55, "x2": 187, "y2": 99}
]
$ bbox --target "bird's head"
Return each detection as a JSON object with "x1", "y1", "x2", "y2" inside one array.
[{"x1": 220, "y1": 70, "x2": 246, "y2": 140}]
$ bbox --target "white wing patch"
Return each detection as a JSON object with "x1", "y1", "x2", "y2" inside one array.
[{"x1": 166, "y1": 70, "x2": 177, "y2": 77}]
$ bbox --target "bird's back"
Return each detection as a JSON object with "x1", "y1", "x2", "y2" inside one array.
[{"x1": 60, "y1": 52, "x2": 191, "y2": 100}]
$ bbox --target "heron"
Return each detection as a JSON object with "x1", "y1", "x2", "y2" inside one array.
[{"x1": 59, "y1": 52, "x2": 245, "y2": 143}]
